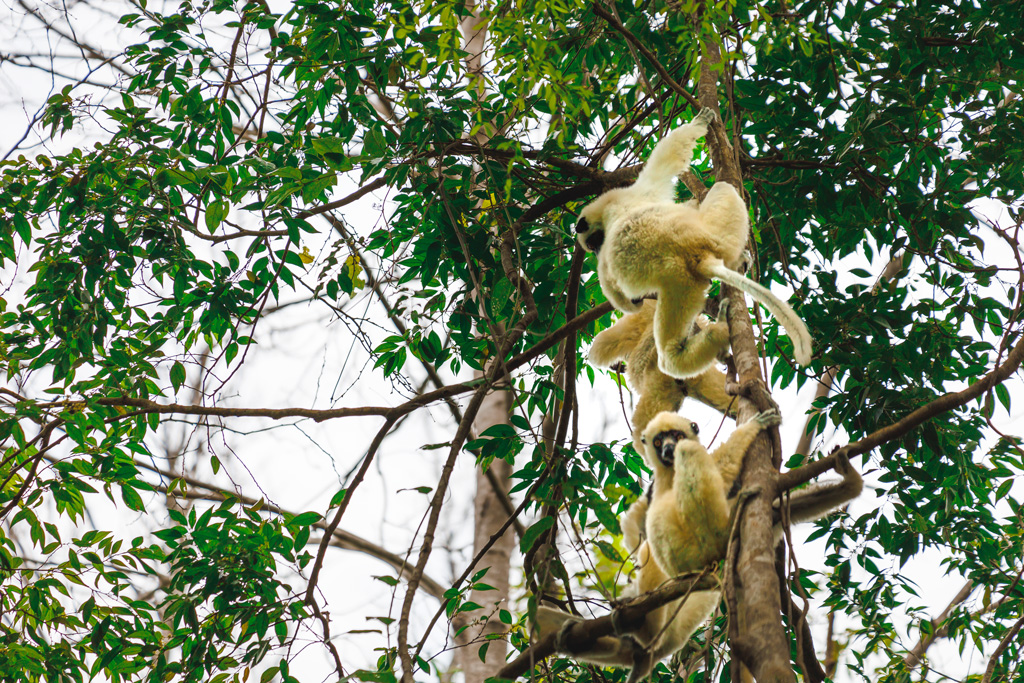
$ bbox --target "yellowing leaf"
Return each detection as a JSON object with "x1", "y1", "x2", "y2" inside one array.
[
  {"x1": 299, "y1": 246, "x2": 315, "y2": 264},
  {"x1": 345, "y1": 254, "x2": 365, "y2": 290}
]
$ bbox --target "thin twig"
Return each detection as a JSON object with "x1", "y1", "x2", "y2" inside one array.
[
  {"x1": 590, "y1": 2, "x2": 701, "y2": 110},
  {"x1": 980, "y1": 613, "x2": 1024, "y2": 683}
]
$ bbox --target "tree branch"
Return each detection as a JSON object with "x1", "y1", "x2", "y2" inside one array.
[
  {"x1": 297, "y1": 177, "x2": 388, "y2": 219},
  {"x1": 497, "y1": 571, "x2": 719, "y2": 680},
  {"x1": 304, "y1": 417, "x2": 397, "y2": 603},
  {"x1": 779, "y1": 334, "x2": 1024, "y2": 492},
  {"x1": 903, "y1": 580, "x2": 974, "y2": 670},
  {"x1": 86, "y1": 302, "x2": 612, "y2": 426},
  {"x1": 590, "y1": 2, "x2": 701, "y2": 111},
  {"x1": 981, "y1": 613, "x2": 1024, "y2": 683},
  {"x1": 696, "y1": 20, "x2": 795, "y2": 683},
  {"x1": 124, "y1": 454, "x2": 450, "y2": 600}
]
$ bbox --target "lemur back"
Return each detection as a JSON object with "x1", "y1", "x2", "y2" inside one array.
[{"x1": 576, "y1": 109, "x2": 813, "y2": 377}]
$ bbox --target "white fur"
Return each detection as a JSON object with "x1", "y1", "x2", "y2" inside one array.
[
  {"x1": 642, "y1": 409, "x2": 782, "y2": 576},
  {"x1": 533, "y1": 412, "x2": 862, "y2": 681},
  {"x1": 641, "y1": 411, "x2": 863, "y2": 577},
  {"x1": 534, "y1": 545, "x2": 720, "y2": 683},
  {"x1": 576, "y1": 109, "x2": 812, "y2": 376},
  {"x1": 589, "y1": 300, "x2": 737, "y2": 454}
]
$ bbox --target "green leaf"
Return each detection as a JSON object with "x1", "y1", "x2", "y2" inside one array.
[
  {"x1": 311, "y1": 137, "x2": 348, "y2": 155},
  {"x1": 353, "y1": 670, "x2": 397, "y2": 683},
  {"x1": 490, "y1": 278, "x2": 513, "y2": 318},
  {"x1": 169, "y1": 361, "x2": 186, "y2": 391},
  {"x1": 362, "y1": 128, "x2": 386, "y2": 159},
  {"x1": 994, "y1": 383, "x2": 1011, "y2": 413},
  {"x1": 205, "y1": 199, "x2": 228, "y2": 232},
  {"x1": 290, "y1": 511, "x2": 321, "y2": 527},
  {"x1": 519, "y1": 516, "x2": 554, "y2": 554},
  {"x1": 121, "y1": 486, "x2": 145, "y2": 512}
]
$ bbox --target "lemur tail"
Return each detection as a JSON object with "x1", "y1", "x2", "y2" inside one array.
[{"x1": 705, "y1": 262, "x2": 813, "y2": 366}]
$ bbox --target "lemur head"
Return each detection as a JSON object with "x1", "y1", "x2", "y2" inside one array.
[
  {"x1": 575, "y1": 188, "x2": 628, "y2": 253},
  {"x1": 574, "y1": 214, "x2": 604, "y2": 252},
  {"x1": 641, "y1": 412, "x2": 700, "y2": 467}
]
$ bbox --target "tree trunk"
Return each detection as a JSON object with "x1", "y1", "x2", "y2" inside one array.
[
  {"x1": 457, "y1": 375, "x2": 515, "y2": 683},
  {"x1": 457, "y1": 7, "x2": 515, "y2": 678}
]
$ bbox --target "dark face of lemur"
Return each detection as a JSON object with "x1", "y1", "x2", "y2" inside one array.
[
  {"x1": 647, "y1": 423, "x2": 699, "y2": 466},
  {"x1": 575, "y1": 216, "x2": 604, "y2": 252}
]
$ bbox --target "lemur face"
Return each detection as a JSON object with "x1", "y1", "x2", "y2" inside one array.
[
  {"x1": 575, "y1": 216, "x2": 604, "y2": 253},
  {"x1": 650, "y1": 423, "x2": 699, "y2": 466}
]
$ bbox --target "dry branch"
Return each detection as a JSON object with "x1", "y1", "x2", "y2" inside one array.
[
  {"x1": 497, "y1": 572, "x2": 719, "y2": 680},
  {"x1": 779, "y1": 334, "x2": 1024, "y2": 492}
]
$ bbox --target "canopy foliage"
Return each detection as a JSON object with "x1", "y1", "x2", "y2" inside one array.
[{"x1": 0, "y1": 0, "x2": 1022, "y2": 682}]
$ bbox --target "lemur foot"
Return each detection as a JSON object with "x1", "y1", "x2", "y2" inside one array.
[
  {"x1": 625, "y1": 642, "x2": 655, "y2": 683},
  {"x1": 753, "y1": 407, "x2": 782, "y2": 429},
  {"x1": 693, "y1": 107, "x2": 716, "y2": 127},
  {"x1": 738, "y1": 485, "x2": 763, "y2": 503},
  {"x1": 716, "y1": 297, "x2": 730, "y2": 321},
  {"x1": 737, "y1": 249, "x2": 753, "y2": 274},
  {"x1": 705, "y1": 321, "x2": 730, "y2": 349},
  {"x1": 610, "y1": 606, "x2": 631, "y2": 637}
]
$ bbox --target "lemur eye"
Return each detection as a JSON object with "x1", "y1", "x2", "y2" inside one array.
[
  {"x1": 653, "y1": 437, "x2": 662, "y2": 449},
  {"x1": 690, "y1": 422, "x2": 699, "y2": 435},
  {"x1": 574, "y1": 217, "x2": 589, "y2": 234}
]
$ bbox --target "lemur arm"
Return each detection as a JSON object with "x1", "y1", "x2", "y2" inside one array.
[{"x1": 711, "y1": 408, "x2": 781, "y2": 489}]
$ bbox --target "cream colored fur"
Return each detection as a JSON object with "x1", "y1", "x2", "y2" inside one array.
[
  {"x1": 534, "y1": 540, "x2": 720, "y2": 683},
  {"x1": 641, "y1": 411, "x2": 863, "y2": 576},
  {"x1": 576, "y1": 109, "x2": 812, "y2": 377},
  {"x1": 529, "y1": 411, "x2": 780, "y2": 681},
  {"x1": 533, "y1": 413, "x2": 862, "y2": 681},
  {"x1": 642, "y1": 409, "x2": 782, "y2": 576},
  {"x1": 589, "y1": 299, "x2": 737, "y2": 453}
]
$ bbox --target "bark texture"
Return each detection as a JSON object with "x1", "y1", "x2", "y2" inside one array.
[
  {"x1": 457, "y1": 6, "x2": 515, "y2": 680},
  {"x1": 698, "y1": 28, "x2": 797, "y2": 683},
  {"x1": 457, "y1": 379, "x2": 516, "y2": 682}
]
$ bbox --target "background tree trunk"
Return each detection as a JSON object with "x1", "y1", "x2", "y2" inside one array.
[
  {"x1": 457, "y1": 378, "x2": 515, "y2": 682},
  {"x1": 456, "y1": 5, "x2": 515, "y2": 680}
]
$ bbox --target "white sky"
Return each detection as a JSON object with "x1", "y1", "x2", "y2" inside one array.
[{"x1": 1, "y1": 2, "x2": 1022, "y2": 682}]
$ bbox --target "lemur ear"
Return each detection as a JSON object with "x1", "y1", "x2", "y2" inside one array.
[
  {"x1": 690, "y1": 422, "x2": 699, "y2": 435},
  {"x1": 640, "y1": 434, "x2": 647, "y2": 444}
]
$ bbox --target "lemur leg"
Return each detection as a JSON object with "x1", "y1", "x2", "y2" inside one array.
[
  {"x1": 622, "y1": 499, "x2": 649, "y2": 556},
  {"x1": 712, "y1": 409, "x2": 782, "y2": 489},
  {"x1": 600, "y1": 257, "x2": 643, "y2": 313},
  {"x1": 536, "y1": 606, "x2": 642, "y2": 667},
  {"x1": 589, "y1": 312, "x2": 644, "y2": 368},
  {"x1": 655, "y1": 282, "x2": 719, "y2": 379},
  {"x1": 697, "y1": 182, "x2": 750, "y2": 262},
  {"x1": 631, "y1": 373, "x2": 684, "y2": 457},
  {"x1": 647, "y1": 590, "x2": 721, "y2": 662},
  {"x1": 685, "y1": 367, "x2": 737, "y2": 418},
  {"x1": 634, "y1": 109, "x2": 714, "y2": 193}
]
